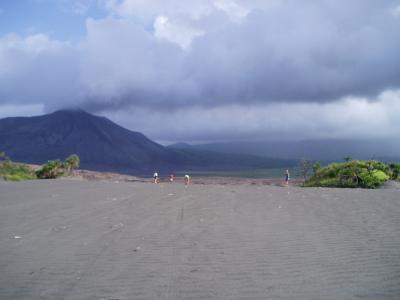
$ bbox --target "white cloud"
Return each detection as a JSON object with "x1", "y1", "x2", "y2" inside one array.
[
  {"x1": 101, "y1": 0, "x2": 277, "y2": 21},
  {"x1": 0, "y1": 33, "x2": 69, "y2": 54},
  {"x1": 79, "y1": 18, "x2": 187, "y2": 106},
  {"x1": 154, "y1": 15, "x2": 204, "y2": 49},
  {"x1": 213, "y1": 0, "x2": 249, "y2": 22},
  {"x1": 105, "y1": 0, "x2": 215, "y2": 20},
  {"x1": 393, "y1": 5, "x2": 400, "y2": 17}
]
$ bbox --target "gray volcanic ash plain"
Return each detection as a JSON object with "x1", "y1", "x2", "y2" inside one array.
[{"x1": 0, "y1": 179, "x2": 399, "y2": 299}]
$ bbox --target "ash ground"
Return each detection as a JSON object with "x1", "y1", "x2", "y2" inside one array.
[{"x1": 0, "y1": 179, "x2": 399, "y2": 299}]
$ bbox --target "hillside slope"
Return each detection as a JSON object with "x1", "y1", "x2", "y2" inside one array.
[{"x1": 0, "y1": 110, "x2": 296, "y2": 173}]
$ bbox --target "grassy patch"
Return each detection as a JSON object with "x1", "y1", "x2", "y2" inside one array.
[
  {"x1": 0, "y1": 161, "x2": 37, "y2": 181},
  {"x1": 304, "y1": 160, "x2": 393, "y2": 189},
  {"x1": 0, "y1": 152, "x2": 80, "y2": 181}
]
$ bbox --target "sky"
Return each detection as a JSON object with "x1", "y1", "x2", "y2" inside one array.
[{"x1": 1, "y1": 0, "x2": 400, "y2": 144}]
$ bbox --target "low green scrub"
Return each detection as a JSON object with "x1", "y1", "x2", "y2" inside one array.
[
  {"x1": 389, "y1": 163, "x2": 400, "y2": 181},
  {"x1": 36, "y1": 159, "x2": 65, "y2": 179},
  {"x1": 0, "y1": 160, "x2": 37, "y2": 181},
  {"x1": 304, "y1": 160, "x2": 393, "y2": 189},
  {"x1": 36, "y1": 154, "x2": 80, "y2": 179},
  {"x1": 1, "y1": 152, "x2": 80, "y2": 181}
]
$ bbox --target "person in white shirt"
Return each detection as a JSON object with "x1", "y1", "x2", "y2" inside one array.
[
  {"x1": 153, "y1": 172, "x2": 158, "y2": 183},
  {"x1": 184, "y1": 174, "x2": 190, "y2": 185}
]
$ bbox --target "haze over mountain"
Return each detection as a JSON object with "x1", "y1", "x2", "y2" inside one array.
[
  {"x1": 0, "y1": 110, "x2": 296, "y2": 173},
  {"x1": 169, "y1": 139, "x2": 400, "y2": 163}
]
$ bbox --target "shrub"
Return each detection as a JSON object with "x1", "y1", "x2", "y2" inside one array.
[
  {"x1": 388, "y1": 163, "x2": 400, "y2": 180},
  {"x1": 0, "y1": 157, "x2": 36, "y2": 181},
  {"x1": 304, "y1": 160, "x2": 391, "y2": 189},
  {"x1": 358, "y1": 170, "x2": 389, "y2": 188},
  {"x1": 312, "y1": 162, "x2": 321, "y2": 176},
  {"x1": 1, "y1": 152, "x2": 81, "y2": 181},
  {"x1": 36, "y1": 160, "x2": 64, "y2": 179},
  {"x1": 318, "y1": 178, "x2": 341, "y2": 187},
  {"x1": 64, "y1": 154, "x2": 80, "y2": 174},
  {"x1": 36, "y1": 154, "x2": 80, "y2": 179}
]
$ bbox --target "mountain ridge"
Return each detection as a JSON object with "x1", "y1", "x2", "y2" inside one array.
[{"x1": 0, "y1": 110, "x2": 296, "y2": 174}]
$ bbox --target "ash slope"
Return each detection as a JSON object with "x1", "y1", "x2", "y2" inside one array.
[{"x1": 0, "y1": 110, "x2": 296, "y2": 173}]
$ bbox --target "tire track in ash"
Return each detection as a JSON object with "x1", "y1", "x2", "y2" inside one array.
[
  {"x1": 63, "y1": 189, "x2": 197, "y2": 300},
  {"x1": 60, "y1": 186, "x2": 195, "y2": 300},
  {"x1": 4, "y1": 182, "x2": 185, "y2": 300},
  {"x1": 165, "y1": 186, "x2": 242, "y2": 300},
  {"x1": 29, "y1": 185, "x2": 161, "y2": 300}
]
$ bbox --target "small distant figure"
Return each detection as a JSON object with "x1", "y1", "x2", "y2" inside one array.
[
  {"x1": 184, "y1": 174, "x2": 190, "y2": 185},
  {"x1": 285, "y1": 169, "x2": 290, "y2": 186},
  {"x1": 153, "y1": 172, "x2": 159, "y2": 183},
  {"x1": 169, "y1": 174, "x2": 174, "y2": 182}
]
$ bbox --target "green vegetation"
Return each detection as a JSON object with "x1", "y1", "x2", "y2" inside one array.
[
  {"x1": 0, "y1": 152, "x2": 36, "y2": 181},
  {"x1": 36, "y1": 154, "x2": 80, "y2": 179},
  {"x1": 36, "y1": 159, "x2": 65, "y2": 179},
  {"x1": 312, "y1": 162, "x2": 321, "y2": 176},
  {"x1": 389, "y1": 163, "x2": 400, "y2": 180},
  {"x1": 304, "y1": 160, "x2": 399, "y2": 189},
  {"x1": 0, "y1": 152, "x2": 80, "y2": 181},
  {"x1": 64, "y1": 154, "x2": 80, "y2": 174}
]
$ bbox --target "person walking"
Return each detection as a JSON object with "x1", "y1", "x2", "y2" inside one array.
[
  {"x1": 285, "y1": 169, "x2": 290, "y2": 186},
  {"x1": 153, "y1": 172, "x2": 159, "y2": 183},
  {"x1": 184, "y1": 174, "x2": 190, "y2": 186}
]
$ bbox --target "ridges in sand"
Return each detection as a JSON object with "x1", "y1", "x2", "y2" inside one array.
[{"x1": 1, "y1": 181, "x2": 400, "y2": 299}]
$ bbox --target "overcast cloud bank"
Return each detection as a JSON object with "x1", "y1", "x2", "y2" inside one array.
[{"x1": 1, "y1": 0, "x2": 400, "y2": 142}]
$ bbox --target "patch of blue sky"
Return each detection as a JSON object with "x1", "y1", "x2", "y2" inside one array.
[{"x1": 0, "y1": 0, "x2": 108, "y2": 41}]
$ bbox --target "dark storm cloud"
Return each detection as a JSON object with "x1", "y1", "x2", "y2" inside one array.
[
  {"x1": 185, "y1": 1, "x2": 400, "y2": 105},
  {"x1": 0, "y1": 34, "x2": 81, "y2": 109},
  {"x1": 1, "y1": 0, "x2": 400, "y2": 112},
  {"x1": 102, "y1": 91, "x2": 400, "y2": 143},
  {"x1": 78, "y1": 0, "x2": 400, "y2": 112}
]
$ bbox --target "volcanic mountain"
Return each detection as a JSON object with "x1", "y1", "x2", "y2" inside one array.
[{"x1": 0, "y1": 109, "x2": 296, "y2": 174}]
